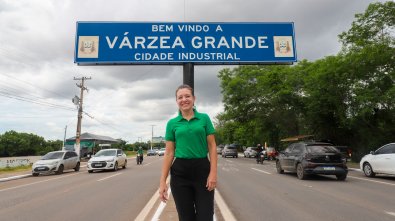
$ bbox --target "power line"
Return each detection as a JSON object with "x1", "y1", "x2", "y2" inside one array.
[
  {"x1": 0, "y1": 90, "x2": 75, "y2": 111},
  {"x1": 0, "y1": 72, "x2": 71, "y2": 100}
]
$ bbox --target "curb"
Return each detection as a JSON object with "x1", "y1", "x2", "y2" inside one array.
[{"x1": 0, "y1": 174, "x2": 31, "y2": 182}]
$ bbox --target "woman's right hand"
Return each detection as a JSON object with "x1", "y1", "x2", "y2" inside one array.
[{"x1": 159, "y1": 181, "x2": 169, "y2": 203}]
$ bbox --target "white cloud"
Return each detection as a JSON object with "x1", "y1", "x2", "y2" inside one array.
[{"x1": 0, "y1": 0, "x2": 385, "y2": 143}]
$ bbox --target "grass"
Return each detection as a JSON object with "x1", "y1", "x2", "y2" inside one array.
[
  {"x1": 0, "y1": 164, "x2": 32, "y2": 174},
  {"x1": 346, "y1": 160, "x2": 359, "y2": 169}
]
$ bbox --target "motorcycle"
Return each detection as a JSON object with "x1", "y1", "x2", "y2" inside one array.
[
  {"x1": 136, "y1": 153, "x2": 143, "y2": 165},
  {"x1": 256, "y1": 152, "x2": 265, "y2": 164}
]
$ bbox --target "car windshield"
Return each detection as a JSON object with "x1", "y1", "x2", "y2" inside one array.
[
  {"x1": 307, "y1": 145, "x2": 338, "y2": 153},
  {"x1": 95, "y1": 150, "x2": 116, "y2": 157},
  {"x1": 42, "y1": 152, "x2": 64, "y2": 160}
]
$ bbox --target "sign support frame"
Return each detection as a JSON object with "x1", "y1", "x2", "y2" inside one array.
[{"x1": 183, "y1": 63, "x2": 194, "y2": 89}]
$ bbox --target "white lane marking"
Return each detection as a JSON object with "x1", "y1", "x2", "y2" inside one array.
[
  {"x1": 97, "y1": 173, "x2": 122, "y2": 182},
  {"x1": 251, "y1": 167, "x2": 272, "y2": 174},
  {"x1": 135, "y1": 176, "x2": 170, "y2": 221},
  {"x1": 215, "y1": 189, "x2": 237, "y2": 221},
  {"x1": 386, "y1": 211, "x2": 395, "y2": 217},
  {"x1": 134, "y1": 187, "x2": 160, "y2": 221},
  {"x1": 0, "y1": 173, "x2": 78, "y2": 192},
  {"x1": 150, "y1": 188, "x2": 172, "y2": 221},
  {"x1": 348, "y1": 176, "x2": 395, "y2": 186}
]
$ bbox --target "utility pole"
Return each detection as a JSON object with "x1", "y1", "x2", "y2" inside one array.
[
  {"x1": 62, "y1": 125, "x2": 67, "y2": 150},
  {"x1": 150, "y1": 125, "x2": 155, "y2": 150},
  {"x1": 74, "y1": 76, "x2": 91, "y2": 147}
]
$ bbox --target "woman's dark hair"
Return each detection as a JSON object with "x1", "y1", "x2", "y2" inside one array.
[{"x1": 175, "y1": 84, "x2": 194, "y2": 97}]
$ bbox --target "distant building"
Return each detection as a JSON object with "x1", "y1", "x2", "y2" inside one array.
[
  {"x1": 65, "y1": 132, "x2": 119, "y2": 157},
  {"x1": 152, "y1": 136, "x2": 165, "y2": 144}
]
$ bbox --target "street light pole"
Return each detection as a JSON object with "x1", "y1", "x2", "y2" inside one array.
[
  {"x1": 150, "y1": 125, "x2": 155, "y2": 150},
  {"x1": 62, "y1": 125, "x2": 67, "y2": 150}
]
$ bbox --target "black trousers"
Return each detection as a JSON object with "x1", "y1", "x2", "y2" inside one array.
[{"x1": 170, "y1": 157, "x2": 214, "y2": 221}]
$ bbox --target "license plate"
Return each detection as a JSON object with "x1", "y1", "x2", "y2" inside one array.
[
  {"x1": 94, "y1": 163, "x2": 102, "y2": 167},
  {"x1": 323, "y1": 167, "x2": 335, "y2": 170},
  {"x1": 36, "y1": 167, "x2": 45, "y2": 171}
]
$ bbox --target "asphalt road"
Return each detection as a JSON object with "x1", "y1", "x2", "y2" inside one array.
[
  {"x1": 0, "y1": 157, "x2": 163, "y2": 221},
  {"x1": 0, "y1": 155, "x2": 395, "y2": 221},
  {"x1": 218, "y1": 156, "x2": 395, "y2": 221}
]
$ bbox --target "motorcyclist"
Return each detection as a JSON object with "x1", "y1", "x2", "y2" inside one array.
[
  {"x1": 137, "y1": 146, "x2": 144, "y2": 165},
  {"x1": 256, "y1": 144, "x2": 264, "y2": 163}
]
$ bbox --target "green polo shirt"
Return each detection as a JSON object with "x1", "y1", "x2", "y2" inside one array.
[{"x1": 165, "y1": 109, "x2": 216, "y2": 158}]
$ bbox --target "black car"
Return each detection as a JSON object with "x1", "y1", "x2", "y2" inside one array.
[{"x1": 276, "y1": 141, "x2": 348, "y2": 180}]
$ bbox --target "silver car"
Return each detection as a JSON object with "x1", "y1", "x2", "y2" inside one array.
[
  {"x1": 222, "y1": 144, "x2": 239, "y2": 158},
  {"x1": 87, "y1": 149, "x2": 127, "y2": 173},
  {"x1": 32, "y1": 151, "x2": 80, "y2": 176}
]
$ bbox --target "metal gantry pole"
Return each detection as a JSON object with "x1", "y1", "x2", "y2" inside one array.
[{"x1": 183, "y1": 63, "x2": 194, "y2": 89}]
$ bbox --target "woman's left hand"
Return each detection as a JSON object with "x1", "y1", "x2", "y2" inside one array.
[{"x1": 206, "y1": 172, "x2": 217, "y2": 191}]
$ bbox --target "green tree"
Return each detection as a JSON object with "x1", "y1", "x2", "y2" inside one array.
[
  {"x1": 217, "y1": 65, "x2": 306, "y2": 148},
  {"x1": 0, "y1": 131, "x2": 45, "y2": 157},
  {"x1": 338, "y1": 1, "x2": 395, "y2": 158}
]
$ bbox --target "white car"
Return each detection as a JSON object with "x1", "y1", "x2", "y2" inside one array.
[
  {"x1": 244, "y1": 147, "x2": 258, "y2": 158},
  {"x1": 157, "y1": 148, "x2": 166, "y2": 156},
  {"x1": 32, "y1": 151, "x2": 80, "y2": 176},
  {"x1": 87, "y1": 149, "x2": 127, "y2": 173},
  {"x1": 360, "y1": 143, "x2": 395, "y2": 177}
]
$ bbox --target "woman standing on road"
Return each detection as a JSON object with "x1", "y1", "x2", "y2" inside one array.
[{"x1": 159, "y1": 84, "x2": 218, "y2": 221}]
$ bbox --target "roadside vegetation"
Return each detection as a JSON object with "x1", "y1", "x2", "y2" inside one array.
[
  {"x1": 0, "y1": 164, "x2": 32, "y2": 173},
  {"x1": 214, "y1": 2, "x2": 395, "y2": 162}
]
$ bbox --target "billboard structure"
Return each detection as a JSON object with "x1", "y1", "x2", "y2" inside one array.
[{"x1": 75, "y1": 22, "x2": 297, "y2": 65}]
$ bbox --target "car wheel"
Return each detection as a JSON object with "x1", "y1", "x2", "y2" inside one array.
[
  {"x1": 74, "y1": 162, "x2": 80, "y2": 171},
  {"x1": 336, "y1": 174, "x2": 347, "y2": 181},
  {"x1": 56, "y1": 164, "x2": 64, "y2": 175},
  {"x1": 88, "y1": 170, "x2": 93, "y2": 173},
  {"x1": 113, "y1": 162, "x2": 118, "y2": 171},
  {"x1": 276, "y1": 161, "x2": 284, "y2": 174},
  {"x1": 296, "y1": 163, "x2": 306, "y2": 180},
  {"x1": 363, "y1": 163, "x2": 375, "y2": 177},
  {"x1": 236, "y1": 155, "x2": 238, "y2": 158},
  {"x1": 123, "y1": 160, "x2": 127, "y2": 169},
  {"x1": 32, "y1": 172, "x2": 39, "y2": 176}
]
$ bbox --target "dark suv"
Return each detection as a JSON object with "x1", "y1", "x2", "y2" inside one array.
[{"x1": 276, "y1": 141, "x2": 348, "y2": 180}]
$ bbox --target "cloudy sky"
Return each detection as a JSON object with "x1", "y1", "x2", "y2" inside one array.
[{"x1": 0, "y1": 0, "x2": 387, "y2": 143}]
